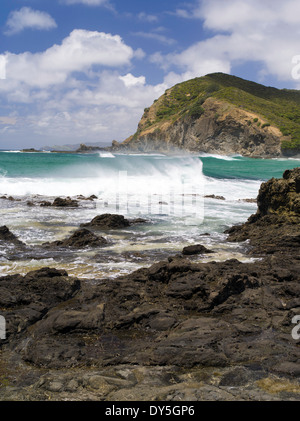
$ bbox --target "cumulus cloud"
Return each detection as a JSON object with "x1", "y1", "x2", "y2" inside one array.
[
  {"x1": 0, "y1": 70, "x2": 167, "y2": 146},
  {"x1": 0, "y1": 30, "x2": 167, "y2": 147},
  {"x1": 119, "y1": 73, "x2": 146, "y2": 87},
  {"x1": 3, "y1": 30, "x2": 134, "y2": 88},
  {"x1": 162, "y1": 0, "x2": 300, "y2": 84},
  {"x1": 5, "y1": 7, "x2": 57, "y2": 35}
]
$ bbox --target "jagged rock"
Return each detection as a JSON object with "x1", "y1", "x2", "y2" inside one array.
[
  {"x1": 205, "y1": 194, "x2": 226, "y2": 200},
  {"x1": 0, "y1": 225, "x2": 25, "y2": 246},
  {"x1": 42, "y1": 228, "x2": 108, "y2": 249},
  {"x1": 226, "y1": 167, "x2": 300, "y2": 255},
  {"x1": 52, "y1": 197, "x2": 79, "y2": 207},
  {"x1": 1, "y1": 168, "x2": 300, "y2": 400},
  {"x1": 40, "y1": 201, "x2": 52, "y2": 207},
  {"x1": 182, "y1": 244, "x2": 214, "y2": 255},
  {"x1": 0, "y1": 267, "x2": 80, "y2": 339},
  {"x1": 239, "y1": 198, "x2": 257, "y2": 203},
  {"x1": 257, "y1": 167, "x2": 300, "y2": 217},
  {"x1": 81, "y1": 213, "x2": 130, "y2": 229}
]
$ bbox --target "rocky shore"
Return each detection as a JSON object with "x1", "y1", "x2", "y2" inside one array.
[{"x1": 0, "y1": 168, "x2": 299, "y2": 401}]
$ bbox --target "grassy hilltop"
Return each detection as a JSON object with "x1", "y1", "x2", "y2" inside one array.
[{"x1": 129, "y1": 73, "x2": 300, "y2": 154}]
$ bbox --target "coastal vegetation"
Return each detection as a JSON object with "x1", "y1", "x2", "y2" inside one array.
[{"x1": 133, "y1": 73, "x2": 300, "y2": 154}]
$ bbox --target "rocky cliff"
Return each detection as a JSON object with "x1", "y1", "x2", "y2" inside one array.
[
  {"x1": 226, "y1": 167, "x2": 300, "y2": 254},
  {"x1": 117, "y1": 73, "x2": 300, "y2": 158}
]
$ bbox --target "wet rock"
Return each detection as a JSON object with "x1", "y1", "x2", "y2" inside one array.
[
  {"x1": 182, "y1": 244, "x2": 214, "y2": 255},
  {"x1": 1, "y1": 168, "x2": 300, "y2": 400},
  {"x1": 76, "y1": 194, "x2": 98, "y2": 201},
  {"x1": 43, "y1": 228, "x2": 108, "y2": 249},
  {"x1": 0, "y1": 225, "x2": 25, "y2": 246},
  {"x1": 226, "y1": 168, "x2": 300, "y2": 255},
  {"x1": 205, "y1": 194, "x2": 226, "y2": 200},
  {"x1": 40, "y1": 201, "x2": 52, "y2": 207},
  {"x1": 81, "y1": 213, "x2": 130, "y2": 229},
  {"x1": 0, "y1": 267, "x2": 80, "y2": 339},
  {"x1": 129, "y1": 218, "x2": 148, "y2": 224},
  {"x1": 52, "y1": 197, "x2": 79, "y2": 207},
  {"x1": 239, "y1": 198, "x2": 257, "y2": 203}
]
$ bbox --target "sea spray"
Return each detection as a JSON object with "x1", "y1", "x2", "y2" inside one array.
[{"x1": 0, "y1": 151, "x2": 299, "y2": 279}]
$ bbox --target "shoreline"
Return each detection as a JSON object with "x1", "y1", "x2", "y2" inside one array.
[
  {"x1": 0, "y1": 168, "x2": 299, "y2": 401},
  {"x1": 9, "y1": 146, "x2": 300, "y2": 159}
]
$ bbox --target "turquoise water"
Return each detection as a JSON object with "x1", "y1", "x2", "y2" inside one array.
[
  {"x1": 0, "y1": 151, "x2": 299, "y2": 279},
  {"x1": 0, "y1": 151, "x2": 299, "y2": 181}
]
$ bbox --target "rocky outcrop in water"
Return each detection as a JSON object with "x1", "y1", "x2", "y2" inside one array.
[
  {"x1": 182, "y1": 244, "x2": 214, "y2": 255},
  {"x1": 42, "y1": 228, "x2": 108, "y2": 249},
  {"x1": 226, "y1": 167, "x2": 300, "y2": 255},
  {"x1": 80, "y1": 213, "x2": 131, "y2": 229},
  {"x1": 0, "y1": 226, "x2": 25, "y2": 246},
  {"x1": 52, "y1": 197, "x2": 79, "y2": 208}
]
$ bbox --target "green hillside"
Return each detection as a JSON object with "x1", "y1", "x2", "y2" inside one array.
[{"x1": 139, "y1": 73, "x2": 300, "y2": 152}]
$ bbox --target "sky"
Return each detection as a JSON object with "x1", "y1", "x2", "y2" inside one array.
[{"x1": 1, "y1": 0, "x2": 300, "y2": 149}]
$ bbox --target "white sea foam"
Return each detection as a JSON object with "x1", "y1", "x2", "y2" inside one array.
[
  {"x1": 1, "y1": 150, "x2": 22, "y2": 153},
  {"x1": 99, "y1": 152, "x2": 115, "y2": 158},
  {"x1": 198, "y1": 152, "x2": 242, "y2": 161},
  {"x1": 0, "y1": 152, "x2": 268, "y2": 278}
]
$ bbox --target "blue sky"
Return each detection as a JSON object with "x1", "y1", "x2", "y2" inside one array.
[{"x1": 1, "y1": 0, "x2": 300, "y2": 149}]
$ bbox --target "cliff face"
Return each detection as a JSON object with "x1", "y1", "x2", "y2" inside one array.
[
  {"x1": 118, "y1": 73, "x2": 300, "y2": 158},
  {"x1": 122, "y1": 97, "x2": 283, "y2": 157}
]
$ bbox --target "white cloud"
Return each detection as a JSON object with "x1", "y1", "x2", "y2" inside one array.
[
  {"x1": 3, "y1": 30, "x2": 134, "y2": 88},
  {"x1": 0, "y1": 71, "x2": 167, "y2": 146},
  {"x1": 0, "y1": 30, "x2": 167, "y2": 147},
  {"x1": 197, "y1": 0, "x2": 300, "y2": 31},
  {"x1": 5, "y1": 7, "x2": 57, "y2": 35},
  {"x1": 159, "y1": 0, "x2": 300, "y2": 84},
  {"x1": 119, "y1": 73, "x2": 146, "y2": 88}
]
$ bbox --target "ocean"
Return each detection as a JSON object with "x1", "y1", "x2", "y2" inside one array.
[{"x1": 0, "y1": 150, "x2": 299, "y2": 279}]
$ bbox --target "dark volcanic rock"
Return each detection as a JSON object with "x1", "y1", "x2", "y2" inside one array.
[
  {"x1": 40, "y1": 201, "x2": 52, "y2": 207},
  {"x1": 1, "y1": 168, "x2": 300, "y2": 400},
  {"x1": 258, "y1": 167, "x2": 300, "y2": 217},
  {"x1": 182, "y1": 244, "x2": 214, "y2": 255},
  {"x1": 81, "y1": 213, "x2": 130, "y2": 229},
  {"x1": 205, "y1": 194, "x2": 226, "y2": 200},
  {"x1": 0, "y1": 267, "x2": 80, "y2": 340},
  {"x1": 43, "y1": 228, "x2": 108, "y2": 249},
  {"x1": 226, "y1": 167, "x2": 300, "y2": 255},
  {"x1": 52, "y1": 197, "x2": 79, "y2": 207},
  {"x1": 0, "y1": 225, "x2": 25, "y2": 246},
  {"x1": 1, "y1": 253, "x2": 299, "y2": 375}
]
